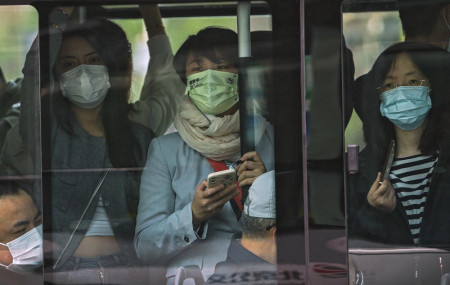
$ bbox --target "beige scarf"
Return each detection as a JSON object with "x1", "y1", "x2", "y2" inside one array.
[{"x1": 174, "y1": 96, "x2": 241, "y2": 161}]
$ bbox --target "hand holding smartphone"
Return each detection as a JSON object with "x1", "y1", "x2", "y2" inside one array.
[
  {"x1": 207, "y1": 169, "x2": 237, "y2": 188},
  {"x1": 379, "y1": 140, "x2": 396, "y2": 185}
]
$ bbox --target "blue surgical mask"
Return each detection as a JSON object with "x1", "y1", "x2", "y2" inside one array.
[{"x1": 379, "y1": 86, "x2": 431, "y2": 131}]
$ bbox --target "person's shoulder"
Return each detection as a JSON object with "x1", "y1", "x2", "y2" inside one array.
[
  {"x1": 129, "y1": 121, "x2": 155, "y2": 142},
  {"x1": 355, "y1": 72, "x2": 369, "y2": 81},
  {"x1": 150, "y1": 132, "x2": 186, "y2": 152},
  {"x1": 265, "y1": 122, "x2": 274, "y2": 138},
  {"x1": 438, "y1": 139, "x2": 450, "y2": 165},
  {"x1": 155, "y1": 131, "x2": 183, "y2": 143},
  {"x1": 206, "y1": 261, "x2": 240, "y2": 284}
]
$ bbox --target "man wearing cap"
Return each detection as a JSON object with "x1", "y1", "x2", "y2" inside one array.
[{"x1": 206, "y1": 171, "x2": 276, "y2": 285}]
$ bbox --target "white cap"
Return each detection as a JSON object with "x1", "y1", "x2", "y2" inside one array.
[{"x1": 243, "y1": 170, "x2": 276, "y2": 219}]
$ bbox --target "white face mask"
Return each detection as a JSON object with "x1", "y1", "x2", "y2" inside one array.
[
  {"x1": 0, "y1": 225, "x2": 43, "y2": 274},
  {"x1": 59, "y1": 64, "x2": 111, "y2": 109}
]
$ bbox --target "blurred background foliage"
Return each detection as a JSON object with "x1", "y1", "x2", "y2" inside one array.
[
  {"x1": 0, "y1": 4, "x2": 405, "y2": 149},
  {"x1": 0, "y1": 5, "x2": 239, "y2": 102},
  {"x1": 0, "y1": 6, "x2": 38, "y2": 82}
]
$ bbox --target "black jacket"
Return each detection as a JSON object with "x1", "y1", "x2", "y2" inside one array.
[
  {"x1": 206, "y1": 239, "x2": 276, "y2": 284},
  {"x1": 348, "y1": 142, "x2": 450, "y2": 248}
]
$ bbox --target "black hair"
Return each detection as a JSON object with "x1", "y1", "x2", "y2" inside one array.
[
  {"x1": 0, "y1": 178, "x2": 33, "y2": 199},
  {"x1": 0, "y1": 179, "x2": 20, "y2": 198},
  {"x1": 361, "y1": 41, "x2": 450, "y2": 167},
  {"x1": 173, "y1": 26, "x2": 238, "y2": 84},
  {"x1": 397, "y1": 1, "x2": 446, "y2": 39},
  {"x1": 239, "y1": 213, "x2": 276, "y2": 240},
  {"x1": 53, "y1": 18, "x2": 143, "y2": 168}
]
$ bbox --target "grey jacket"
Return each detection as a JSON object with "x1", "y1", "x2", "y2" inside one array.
[
  {"x1": 50, "y1": 119, "x2": 153, "y2": 268},
  {"x1": 135, "y1": 126, "x2": 275, "y2": 280}
]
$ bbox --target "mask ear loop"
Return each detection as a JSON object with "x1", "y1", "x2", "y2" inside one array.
[{"x1": 187, "y1": 92, "x2": 212, "y2": 125}]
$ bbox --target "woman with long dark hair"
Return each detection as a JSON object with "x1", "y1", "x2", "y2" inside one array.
[
  {"x1": 349, "y1": 41, "x2": 450, "y2": 247},
  {"x1": 1, "y1": 5, "x2": 180, "y2": 284}
]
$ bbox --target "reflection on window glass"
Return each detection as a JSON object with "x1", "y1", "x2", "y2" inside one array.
[
  {"x1": 135, "y1": 6, "x2": 276, "y2": 283},
  {"x1": 345, "y1": 2, "x2": 450, "y2": 284},
  {"x1": 0, "y1": 5, "x2": 41, "y2": 285},
  {"x1": 0, "y1": 3, "x2": 275, "y2": 284},
  {"x1": 344, "y1": 11, "x2": 402, "y2": 149},
  {"x1": 0, "y1": 5, "x2": 37, "y2": 153},
  {"x1": 41, "y1": 5, "x2": 177, "y2": 284}
]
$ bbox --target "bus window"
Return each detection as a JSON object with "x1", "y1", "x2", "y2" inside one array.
[
  {"x1": 17, "y1": 3, "x2": 280, "y2": 284},
  {"x1": 0, "y1": 1, "x2": 314, "y2": 283},
  {"x1": 344, "y1": 1, "x2": 450, "y2": 284},
  {"x1": 303, "y1": 1, "x2": 349, "y2": 283},
  {"x1": 0, "y1": 5, "x2": 41, "y2": 285}
]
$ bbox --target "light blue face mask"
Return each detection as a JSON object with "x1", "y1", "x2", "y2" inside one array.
[{"x1": 379, "y1": 86, "x2": 432, "y2": 131}]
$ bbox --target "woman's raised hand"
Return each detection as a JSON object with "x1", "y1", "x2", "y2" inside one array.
[
  {"x1": 139, "y1": 4, "x2": 165, "y2": 38},
  {"x1": 191, "y1": 180, "x2": 239, "y2": 229},
  {"x1": 237, "y1": 151, "x2": 266, "y2": 187},
  {"x1": 367, "y1": 172, "x2": 397, "y2": 213}
]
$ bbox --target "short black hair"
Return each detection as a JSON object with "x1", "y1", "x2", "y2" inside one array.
[
  {"x1": 239, "y1": 213, "x2": 276, "y2": 240},
  {"x1": 173, "y1": 26, "x2": 238, "y2": 84},
  {"x1": 361, "y1": 42, "x2": 450, "y2": 167},
  {"x1": 397, "y1": 0, "x2": 446, "y2": 39},
  {"x1": 0, "y1": 179, "x2": 25, "y2": 199}
]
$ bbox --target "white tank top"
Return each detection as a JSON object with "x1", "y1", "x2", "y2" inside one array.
[{"x1": 85, "y1": 196, "x2": 115, "y2": 236}]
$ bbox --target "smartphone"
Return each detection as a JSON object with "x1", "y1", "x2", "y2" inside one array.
[
  {"x1": 207, "y1": 169, "x2": 237, "y2": 188},
  {"x1": 381, "y1": 140, "x2": 396, "y2": 183}
]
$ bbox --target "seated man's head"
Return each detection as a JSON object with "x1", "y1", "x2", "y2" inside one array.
[
  {"x1": 0, "y1": 179, "x2": 42, "y2": 273},
  {"x1": 240, "y1": 170, "x2": 276, "y2": 264}
]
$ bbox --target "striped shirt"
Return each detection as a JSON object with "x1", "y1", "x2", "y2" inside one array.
[{"x1": 389, "y1": 153, "x2": 438, "y2": 245}]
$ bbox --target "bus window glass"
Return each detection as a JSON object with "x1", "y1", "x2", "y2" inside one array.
[
  {"x1": 15, "y1": 3, "x2": 278, "y2": 284},
  {"x1": 344, "y1": 1, "x2": 450, "y2": 284},
  {"x1": 304, "y1": 1, "x2": 349, "y2": 281},
  {"x1": 0, "y1": 5, "x2": 42, "y2": 285},
  {"x1": 344, "y1": 9, "x2": 402, "y2": 149}
]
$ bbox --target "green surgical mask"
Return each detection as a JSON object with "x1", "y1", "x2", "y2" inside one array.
[{"x1": 186, "y1": 69, "x2": 239, "y2": 115}]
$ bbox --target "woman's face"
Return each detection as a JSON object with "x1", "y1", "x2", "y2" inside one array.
[
  {"x1": 185, "y1": 51, "x2": 238, "y2": 78},
  {"x1": 380, "y1": 53, "x2": 431, "y2": 92},
  {"x1": 185, "y1": 51, "x2": 239, "y2": 117},
  {"x1": 379, "y1": 53, "x2": 433, "y2": 132},
  {"x1": 54, "y1": 36, "x2": 105, "y2": 77}
]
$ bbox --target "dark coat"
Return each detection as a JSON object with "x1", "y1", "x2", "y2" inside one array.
[
  {"x1": 348, "y1": 142, "x2": 450, "y2": 248},
  {"x1": 206, "y1": 239, "x2": 276, "y2": 284},
  {"x1": 49, "y1": 119, "x2": 153, "y2": 268}
]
